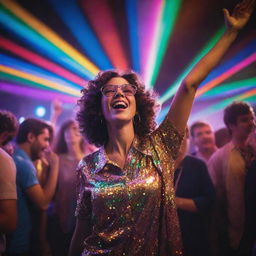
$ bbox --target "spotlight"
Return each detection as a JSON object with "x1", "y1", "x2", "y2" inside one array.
[
  {"x1": 19, "y1": 116, "x2": 25, "y2": 123},
  {"x1": 35, "y1": 106, "x2": 46, "y2": 117}
]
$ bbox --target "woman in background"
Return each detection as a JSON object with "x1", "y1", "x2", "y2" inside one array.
[{"x1": 49, "y1": 120, "x2": 95, "y2": 256}]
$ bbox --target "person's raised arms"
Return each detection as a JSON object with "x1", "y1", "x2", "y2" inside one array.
[{"x1": 168, "y1": 0, "x2": 255, "y2": 133}]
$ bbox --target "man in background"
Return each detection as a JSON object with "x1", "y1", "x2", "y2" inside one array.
[
  {"x1": 209, "y1": 101, "x2": 256, "y2": 256},
  {"x1": 0, "y1": 110, "x2": 18, "y2": 255},
  {"x1": 174, "y1": 127, "x2": 216, "y2": 256},
  {"x1": 190, "y1": 121, "x2": 217, "y2": 162},
  {"x1": 6, "y1": 118, "x2": 59, "y2": 256}
]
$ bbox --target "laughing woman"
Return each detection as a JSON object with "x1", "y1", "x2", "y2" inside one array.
[{"x1": 69, "y1": 1, "x2": 254, "y2": 255}]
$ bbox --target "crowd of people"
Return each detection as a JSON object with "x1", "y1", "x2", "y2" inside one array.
[
  {"x1": 0, "y1": 0, "x2": 255, "y2": 255},
  {"x1": 1, "y1": 100, "x2": 255, "y2": 256}
]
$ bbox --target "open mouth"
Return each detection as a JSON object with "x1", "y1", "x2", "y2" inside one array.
[{"x1": 112, "y1": 101, "x2": 128, "y2": 109}]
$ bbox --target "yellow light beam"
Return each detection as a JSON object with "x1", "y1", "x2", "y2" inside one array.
[{"x1": 0, "y1": 65, "x2": 81, "y2": 97}]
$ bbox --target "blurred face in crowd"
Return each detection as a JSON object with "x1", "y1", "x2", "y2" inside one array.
[
  {"x1": 30, "y1": 128, "x2": 50, "y2": 161},
  {"x1": 230, "y1": 111, "x2": 256, "y2": 139},
  {"x1": 64, "y1": 122, "x2": 82, "y2": 146},
  {"x1": 192, "y1": 124, "x2": 216, "y2": 152}
]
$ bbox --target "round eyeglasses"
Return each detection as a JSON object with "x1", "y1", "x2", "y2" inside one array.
[{"x1": 101, "y1": 84, "x2": 137, "y2": 97}]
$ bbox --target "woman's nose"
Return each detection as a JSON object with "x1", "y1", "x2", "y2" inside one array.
[{"x1": 114, "y1": 87, "x2": 125, "y2": 97}]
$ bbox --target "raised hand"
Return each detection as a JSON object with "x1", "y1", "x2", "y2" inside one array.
[
  {"x1": 223, "y1": 0, "x2": 255, "y2": 31},
  {"x1": 51, "y1": 98, "x2": 63, "y2": 117}
]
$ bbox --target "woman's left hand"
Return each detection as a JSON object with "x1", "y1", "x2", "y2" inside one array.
[{"x1": 224, "y1": 0, "x2": 255, "y2": 31}]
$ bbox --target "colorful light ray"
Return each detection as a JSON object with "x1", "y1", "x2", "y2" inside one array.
[
  {"x1": 80, "y1": 0, "x2": 128, "y2": 70},
  {"x1": 159, "y1": 27, "x2": 225, "y2": 104},
  {"x1": 145, "y1": 0, "x2": 182, "y2": 88},
  {"x1": 197, "y1": 40, "x2": 256, "y2": 86},
  {"x1": 125, "y1": 0, "x2": 140, "y2": 72},
  {"x1": 196, "y1": 53, "x2": 256, "y2": 97},
  {"x1": 0, "y1": 82, "x2": 78, "y2": 103},
  {"x1": 157, "y1": 87, "x2": 256, "y2": 125},
  {"x1": 0, "y1": 9, "x2": 94, "y2": 79},
  {"x1": 143, "y1": 1, "x2": 164, "y2": 88},
  {"x1": 191, "y1": 88, "x2": 256, "y2": 122},
  {"x1": 0, "y1": 54, "x2": 82, "y2": 91},
  {"x1": 200, "y1": 77, "x2": 256, "y2": 99},
  {"x1": 0, "y1": 37, "x2": 86, "y2": 86},
  {"x1": 49, "y1": 0, "x2": 112, "y2": 70},
  {"x1": 0, "y1": 0, "x2": 255, "y2": 125},
  {"x1": 137, "y1": 0, "x2": 163, "y2": 80},
  {"x1": 0, "y1": 65, "x2": 81, "y2": 96},
  {"x1": 0, "y1": 72, "x2": 78, "y2": 98},
  {"x1": 0, "y1": 0, "x2": 99, "y2": 75}
]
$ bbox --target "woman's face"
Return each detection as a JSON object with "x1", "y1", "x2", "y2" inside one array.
[
  {"x1": 101, "y1": 77, "x2": 137, "y2": 125},
  {"x1": 64, "y1": 122, "x2": 82, "y2": 145}
]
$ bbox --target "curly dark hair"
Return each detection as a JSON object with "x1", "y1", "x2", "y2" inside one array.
[
  {"x1": 77, "y1": 70, "x2": 158, "y2": 147},
  {"x1": 0, "y1": 110, "x2": 18, "y2": 145},
  {"x1": 0, "y1": 110, "x2": 18, "y2": 134}
]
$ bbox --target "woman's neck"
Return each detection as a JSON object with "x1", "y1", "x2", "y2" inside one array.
[
  {"x1": 106, "y1": 121, "x2": 135, "y2": 157},
  {"x1": 67, "y1": 143, "x2": 83, "y2": 159}
]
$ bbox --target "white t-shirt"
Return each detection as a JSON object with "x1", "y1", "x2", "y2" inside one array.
[{"x1": 0, "y1": 148, "x2": 17, "y2": 254}]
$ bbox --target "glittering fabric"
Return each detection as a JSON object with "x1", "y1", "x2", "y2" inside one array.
[{"x1": 76, "y1": 117, "x2": 184, "y2": 256}]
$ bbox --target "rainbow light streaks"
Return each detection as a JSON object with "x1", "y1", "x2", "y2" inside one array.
[
  {"x1": 144, "y1": 0, "x2": 182, "y2": 88},
  {"x1": 0, "y1": 53, "x2": 82, "y2": 91},
  {"x1": 125, "y1": 0, "x2": 140, "y2": 72},
  {"x1": 0, "y1": 37, "x2": 86, "y2": 86},
  {"x1": 191, "y1": 88, "x2": 256, "y2": 122},
  {"x1": 157, "y1": 86, "x2": 256, "y2": 125},
  {"x1": 0, "y1": 0, "x2": 255, "y2": 120},
  {"x1": 199, "y1": 77, "x2": 256, "y2": 100},
  {"x1": 48, "y1": 0, "x2": 112, "y2": 70},
  {"x1": 0, "y1": 65, "x2": 81, "y2": 97},
  {"x1": 0, "y1": 8, "x2": 94, "y2": 79},
  {"x1": 0, "y1": 0, "x2": 98, "y2": 77},
  {"x1": 196, "y1": 53, "x2": 256, "y2": 98},
  {"x1": 80, "y1": 0, "x2": 129, "y2": 70},
  {"x1": 0, "y1": 82, "x2": 78, "y2": 103}
]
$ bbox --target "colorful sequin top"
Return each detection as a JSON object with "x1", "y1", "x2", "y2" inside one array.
[{"x1": 76, "y1": 117, "x2": 184, "y2": 256}]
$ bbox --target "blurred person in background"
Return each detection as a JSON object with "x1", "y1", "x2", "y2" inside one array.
[
  {"x1": 190, "y1": 121, "x2": 217, "y2": 162},
  {"x1": 174, "y1": 127, "x2": 215, "y2": 256},
  {"x1": 33, "y1": 124, "x2": 55, "y2": 256},
  {"x1": 6, "y1": 118, "x2": 59, "y2": 256},
  {"x1": 48, "y1": 120, "x2": 96, "y2": 256},
  {"x1": 0, "y1": 110, "x2": 18, "y2": 256},
  {"x1": 214, "y1": 127, "x2": 231, "y2": 148},
  {"x1": 209, "y1": 101, "x2": 256, "y2": 256}
]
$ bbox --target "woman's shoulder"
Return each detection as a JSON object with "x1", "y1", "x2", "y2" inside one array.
[
  {"x1": 84, "y1": 147, "x2": 104, "y2": 164},
  {"x1": 77, "y1": 148, "x2": 105, "y2": 175}
]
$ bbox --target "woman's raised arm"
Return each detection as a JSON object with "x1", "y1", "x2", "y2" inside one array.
[{"x1": 167, "y1": 0, "x2": 255, "y2": 133}]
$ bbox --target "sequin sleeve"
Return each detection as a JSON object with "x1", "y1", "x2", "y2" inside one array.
[
  {"x1": 75, "y1": 159, "x2": 92, "y2": 220},
  {"x1": 150, "y1": 116, "x2": 184, "y2": 160},
  {"x1": 147, "y1": 117, "x2": 185, "y2": 255}
]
